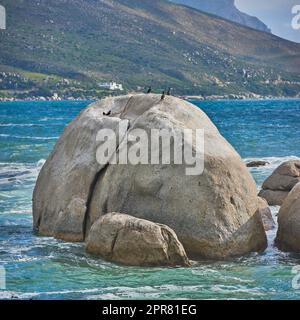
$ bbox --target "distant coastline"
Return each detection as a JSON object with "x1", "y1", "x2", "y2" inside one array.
[
  {"x1": 182, "y1": 94, "x2": 300, "y2": 101},
  {"x1": 0, "y1": 97, "x2": 88, "y2": 102},
  {"x1": 1, "y1": 93, "x2": 299, "y2": 102}
]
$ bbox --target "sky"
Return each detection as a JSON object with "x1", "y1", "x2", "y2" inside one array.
[{"x1": 235, "y1": 0, "x2": 300, "y2": 43}]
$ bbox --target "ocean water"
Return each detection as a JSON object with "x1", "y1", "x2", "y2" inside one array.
[{"x1": 0, "y1": 99, "x2": 300, "y2": 300}]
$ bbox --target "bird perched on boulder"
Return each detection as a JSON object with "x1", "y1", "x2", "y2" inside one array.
[
  {"x1": 167, "y1": 87, "x2": 172, "y2": 95},
  {"x1": 146, "y1": 87, "x2": 152, "y2": 94},
  {"x1": 103, "y1": 110, "x2": 111, "y2": 116},
  {"x1": 161, "y1": 91, "x2": 165, "y2": 100}
]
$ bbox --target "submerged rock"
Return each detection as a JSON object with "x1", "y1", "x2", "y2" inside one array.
[
  {"x1": 259, "y1": 160, "x2": 300, "y2": 206},
  {"x1": 246, "y1": 160, "x2": 269, "y2": 168},
  {"x1": 86, "y1": 213, "x2": 190, "y2": 267},
  {"x1": 275, "y1": 183, "x2": 300, "y2": 252},
  {"x1": 33, "y1": 94, "x2": 267, "y2": 260}
]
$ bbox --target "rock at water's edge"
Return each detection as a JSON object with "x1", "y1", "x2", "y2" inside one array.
[
  {"x1": 275, "y1": 183, "x2": 300, "y2": 252},
  {"x1": 258, "y1": 190, "x2": 288, "y2": 207},
  {"x1": 86, "y1": 213, "x2": 191, "y2": 267},
  {"x1": 259, "y1": 160, "x2": 300, "y2": 206},
  {"x1": 33, "y1": 94, "x2": 267, "y2": 259},
  {"x1": 246, "y1": 160, "x2": 269, "y2": 168}
]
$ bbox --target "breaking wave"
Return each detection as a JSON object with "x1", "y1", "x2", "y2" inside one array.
[{"x1": 0, "y1": 159, "x2": 45, "y2": 186}]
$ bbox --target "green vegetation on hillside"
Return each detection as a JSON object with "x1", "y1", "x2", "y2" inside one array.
[{"x1": 0, "y1": 0, "x2": 299, "y2": 99}]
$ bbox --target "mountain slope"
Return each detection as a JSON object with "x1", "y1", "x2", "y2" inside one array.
[
  {"x1": 171, "y1": 0, "x2": 271, "y2": 33},
  {"x1": 0, "y1": 0, "x2": 299, "y2": 97}
]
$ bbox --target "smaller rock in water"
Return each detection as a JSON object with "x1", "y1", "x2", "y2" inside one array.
[
  {"x1": 86, "y1": 213, "x2": 191, "y2": 267},
  {"x1": 275, "y1": 183, "x2": 300, "y2": 252},
  {"x1": 257, "y1": 197, "x2": 276, "y2": 231},
  {"x1": 259, "y1": 160, "x2": 300, "y2": 206},
  {"x1": 246, "y1": 160, "x2": 269, "y2": 168},
  {"x1": 258, "y1": 190, "x2": 288, "y2": 207}
]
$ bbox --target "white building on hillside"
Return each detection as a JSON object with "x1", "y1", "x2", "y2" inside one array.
[{"x1": 98, "y1": 81, "x2": 124, "y2": 91}]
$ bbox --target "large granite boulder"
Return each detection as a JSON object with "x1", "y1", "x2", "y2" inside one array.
[
  {"x1": 33, "y1": 94, "x2": 267, "y2": 259},
  {"x1": 259, "y1": 160, "x2": 300, "y2": 206},
  {"x1": 86, "y1": 213, "x2": 190, "y2": 267},
  {"x1": 275, "y1": 183, "x2": 300, "y2": 252}
]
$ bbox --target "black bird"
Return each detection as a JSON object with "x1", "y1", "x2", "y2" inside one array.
[
  {"x1": 161, "y1": 91, "x2": 165, "y2": 100},
  {"x1": 167, "y1": 87, "x2": 171, "y2": 95},
  {"x1": 103, "y1": 110, "x2": 111, "y2": 116},
  {"x1": 146, "y1": 87, "x2": 152, "y2": 94}
]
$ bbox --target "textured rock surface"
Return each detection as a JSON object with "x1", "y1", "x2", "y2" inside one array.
[
  {"x1": 258, "y1": 190, "x2": 289, "y2": 207},
  {"x1": 33, "y1": 94, "x2": 267, "y2": 259},
  {"x1": 32, "y1": 102, "x2": 130, "y2": 240},
  {"x1": 257, "y1": 197, "x2": 276, "y2": 231},
  {"x1": 276, "y1": 183, "x2": 300, "y2": 252},
  {"x1": 86, "y1": 213, "x2": 190, "y2": 267},
  {"x1": 259, "y1": 161, "x2": 300, "y2": 206}
]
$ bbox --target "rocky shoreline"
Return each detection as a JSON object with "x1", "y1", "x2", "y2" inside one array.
[
  {"x1": 183, "y1": 94, "x2": 300, "y2": 101},
  {"x1": 0, "y1": 96, "x2": 86, "y2": 102},
  {"x1": 1, "y1": 94, "x2": 300, "y2": 103}
]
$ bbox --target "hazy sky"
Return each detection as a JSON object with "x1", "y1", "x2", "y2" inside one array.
[{"x1": 235, "y1": 0, "x2": 300, "y2": 43}]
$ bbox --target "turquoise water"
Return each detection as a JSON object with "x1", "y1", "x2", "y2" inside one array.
[{"x1": 0, "y1": 99, "x2": 300, "y2": 300}]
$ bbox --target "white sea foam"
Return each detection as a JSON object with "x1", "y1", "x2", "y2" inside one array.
[
  {"x1": 87, "y1": 293, "x2": 120, "y2": 300},
  {"x1": 244, "y1": 156, "x2": 300, "y2": 191},
  {"x1": 0, "y1": 123, "x2": 42, "y2": 127},
  {"x1": 0, "y1": 123, "x2": 59, "y2": 127},
  {"x1": 0, "y1": 284, "x2": 204, "y2": 300},
  {"x1": 0, "y1": 288, "x2": 101, "y2": 300},
  {"x1": 211, "y1": 284, "x2": 263, "y2": 297},
  {"x1": 39, "y1": 117, "x2": 66, "y2": 122},
  {"x1": 244, "y1": 155, "x2": 300, "y2": 171},
  {"x1": 0, "y1": 134, "x2": 59, "y2": 140},
  {"x1": 0, "y1": 159, "x2": 45, "y2": 186}
]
